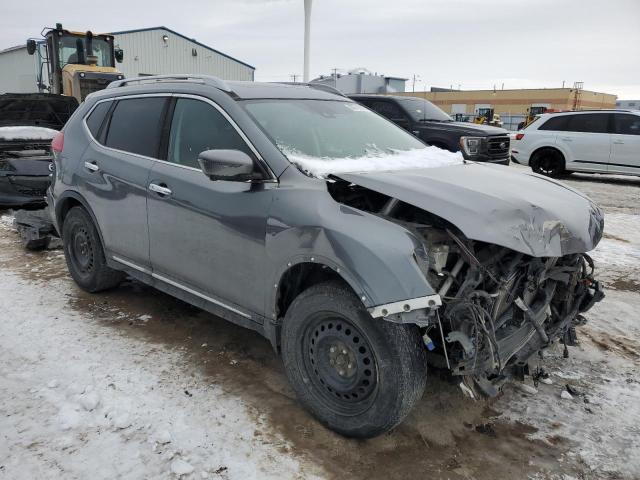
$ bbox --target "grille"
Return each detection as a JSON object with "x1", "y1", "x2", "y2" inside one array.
[
  {"x1": 79, "y1": 78, "x2": 110, "y2": 99},
  {"x1": 487, "y1": 136, "x2": 510, "y2": 156}
]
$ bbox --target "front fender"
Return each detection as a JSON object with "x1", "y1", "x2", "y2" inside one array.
[{"x1": 265, "y1": 179, "x2": 436, "y2": 317}]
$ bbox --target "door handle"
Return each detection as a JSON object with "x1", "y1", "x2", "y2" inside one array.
[
  {"x1": 149, "y1": 183, "x2": 172, "y2": 196},
  {"x1": 560, "y1": 137, "x2": 572, "y2": 141},
  {"x1": 613, "y1": 140, "x2": 625, "y2": 144},
  {"x1": 84, "y1": 161, "x2": 99, "y2": 172}
]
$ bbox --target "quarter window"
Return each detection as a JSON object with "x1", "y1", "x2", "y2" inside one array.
[
  {"x1": 614, "y1": 114, "x2": 640, "y2": 135},
  {"x1": 104, "y1": 97, "x2": 167, "y2": 158},
  {"x1": 86, "y1": 101, "x2": 111, "y2": 140},
  {"x1": 167, "y1": 98, "x2": 253, "y2": 169},
  {"x1": 538, "y1": 115, "x2": 569, "y2": 131}
]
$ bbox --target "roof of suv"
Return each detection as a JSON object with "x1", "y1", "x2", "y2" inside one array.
[{"x1": 95, "y1": 75, "x2": 348, "y2": 102}]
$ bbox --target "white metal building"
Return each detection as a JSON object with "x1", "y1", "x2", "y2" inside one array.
[
  {"x1": 110, "y1": 27, "x2": 254, "y2": 81},
  {"x1": 0, "y1": 26, "x2": 254, "y2": 94}
]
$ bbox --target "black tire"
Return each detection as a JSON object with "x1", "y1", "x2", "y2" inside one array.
[
  {"x1": 281, "y1": 281, "x2": 428, "y2": 438},
  {"x1": 530, "y1": 148, "x2": 565, "y2": 177},
  {"x1": 62, "y1": 206, "x2": 124, "y2": 292},
  {"x1": 23, "y1": 237, "x2": 51, "y2": 251}
]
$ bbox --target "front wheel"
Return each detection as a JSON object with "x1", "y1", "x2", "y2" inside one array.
[{"x1": 281, "y1": 281, "x2": 428, "y2": 438}]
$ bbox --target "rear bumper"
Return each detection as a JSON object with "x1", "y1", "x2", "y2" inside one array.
[{"x1": 0, "y1": 175, "x2": 49, "y2": 208}]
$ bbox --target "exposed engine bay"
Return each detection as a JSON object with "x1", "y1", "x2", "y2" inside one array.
[{"x1": 328, "y1": 177, "x2": 605, "y2": 397}]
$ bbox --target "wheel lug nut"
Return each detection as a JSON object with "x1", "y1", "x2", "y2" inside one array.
[
  {"x1": 338, "y1": 370, "x2": 344, "y2": 376},
  {"x1": 348, "y1": 363, "x2": 353, "y2": 369},
  {"x1": 330, "y1": 347, "x2": 336, "y2": 353},
  {"x1": 342, "y1": 349, "x2": 347, "y2": 355}
]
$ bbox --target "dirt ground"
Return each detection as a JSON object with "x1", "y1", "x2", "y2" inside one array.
[{"x1": 1, "y1": 167, "x2": 639, "y2": 480}]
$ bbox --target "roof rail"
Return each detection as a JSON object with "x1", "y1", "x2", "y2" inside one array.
[
  {"x1": 274, "y1": 82, "x2": 347, "y2": 98},
  {"x1": 106, "y1": 74, "x2": 233, "y2": 92}
]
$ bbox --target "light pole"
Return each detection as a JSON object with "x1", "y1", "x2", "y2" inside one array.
[{"x1": 303, "y1": 0, "x2": 313, "y2": 82}]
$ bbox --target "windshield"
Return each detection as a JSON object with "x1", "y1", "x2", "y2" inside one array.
[
  {"x1": 242, "y1": 99, "x2": 462, "y2": 177},
  {"x1": 397, "y1": 97, "x2": 451, "y2": 122},
  {"x1": 243, "y1": 99, "x2": 425, "y2": 158},
  {"x1": 58, "y1": 35, "x2": 113, "y2": 68}
]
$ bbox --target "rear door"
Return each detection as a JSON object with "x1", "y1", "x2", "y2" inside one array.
[
  {"x1": 555, "y1": 113, "x2": 611, "y2": 171},
  {"x1": 610, "y1": 113, "x2": 640, "y2": 174},
  {"x1": 146, "y1": 95, "x2": 276, "y2": 319},
  {"x1": 80, "y1": 95, "x2": 168, "y2": 268}
]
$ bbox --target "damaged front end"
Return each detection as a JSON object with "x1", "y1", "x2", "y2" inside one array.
[
  {"x1": 328, "y1": 174, "x2": 604, "y2": 397},
  {"x1": 416, "y1": 228, "x2": 603, "y2": 397}
]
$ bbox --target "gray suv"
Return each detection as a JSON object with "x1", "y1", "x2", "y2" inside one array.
[{"x1": 49, "y1": 75, "x2": 604, "y2": 438}]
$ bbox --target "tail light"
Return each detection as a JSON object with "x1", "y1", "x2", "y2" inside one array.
[
  {"x1": 51, "y1": 131, "x2": 64, "y2": 154},
  {"x1": 515, "y1": 133, "x2": 525, "y2": 141}
]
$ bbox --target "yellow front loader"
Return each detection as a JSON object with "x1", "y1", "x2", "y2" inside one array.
[{"x1": 27, "y1": 23, "x2": 124, "y2": 104}]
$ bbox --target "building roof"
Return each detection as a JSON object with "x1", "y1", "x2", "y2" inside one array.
[
  {"x1": 0, "y1": 45, "x2": 27, "y2": 54},
  {"x1": 109, "y1": 26, "x2": 255, "y2": 70}
]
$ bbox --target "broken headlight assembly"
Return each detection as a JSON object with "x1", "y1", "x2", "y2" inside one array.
[{"x1": 459, "y1": 136, "x2": 483, "y2": 157}]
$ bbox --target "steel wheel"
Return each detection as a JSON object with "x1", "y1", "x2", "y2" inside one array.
[{"x1": 304, "y1": 314, "x2": 379, "y2": 416}]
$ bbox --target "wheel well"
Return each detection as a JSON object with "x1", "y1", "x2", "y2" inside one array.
[
  {"x1": 276, "y1": 263, "x2": 351, "y2": 320},
  {"x1": 57, "y1": 197, "x2": 83, "y2": 226},
  {"x1": 530, "y1": 146, "x2": 565, "y2": 166}
]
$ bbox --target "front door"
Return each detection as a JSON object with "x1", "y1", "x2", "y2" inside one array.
[
  {"x1": 610, "y1": 113, "x2": 640, "y2": 174},
  {"x1": 80, "y1": 96, "x2": 168, "y2": 267},
  {"x1": 146, "y1": 96, "x2": 276, "y2": 319}
]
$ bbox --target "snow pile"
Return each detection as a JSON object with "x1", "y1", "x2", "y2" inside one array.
[
  {"x1": 0, "y1": 126, "x2": 58, "y2": 141},
  {"x1": 284, "y1": 146, "x2": 463, "y2": 178}
]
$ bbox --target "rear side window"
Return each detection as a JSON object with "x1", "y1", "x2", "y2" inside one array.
[
  {"x1": 370, "y1": 101, "x2": 406, "y2": 121},
  {"x1": 614, "y1": 113, "x2": 640, "y2": 135},
  {"x1": 105, "y1": 97, "x2": 167, "y2": 158},
  {"x1": 86, "y1": 101, "x2": 111, "y2": 139},
  {"x1": 167, "y1": 98, "x2": 253, "y2": 169},
  {"x1": 538, "y1": 115, "x2": 569, "y2": 131},
  {"x1": 565, "y1": 113, "x2": 609, "y2": 133}
]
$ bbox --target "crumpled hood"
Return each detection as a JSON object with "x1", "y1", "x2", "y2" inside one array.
[{"x1": 336, "y1": 162, "x2": 604, "y2": 257}]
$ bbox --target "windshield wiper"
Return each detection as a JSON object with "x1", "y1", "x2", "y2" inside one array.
[{"x1": 418, "y1": 118, "x2": 451, "y2": 123}]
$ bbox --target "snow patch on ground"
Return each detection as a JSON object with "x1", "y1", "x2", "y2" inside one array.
[
  {"x1": 0, "y1": 126, "x2": 58, "y2": 141},
  {"x1": 285, "y1": 146, "x2": 463, "y2": 178},
  {"x1": 0, "y1": 270, "x2": 313, "y2": 479}
]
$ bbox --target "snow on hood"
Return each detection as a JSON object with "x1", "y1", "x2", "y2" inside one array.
[
  {"x1": 284, "y1": 146, "x2": 464, "y2": 178},
  {"x1": 0, "y1": 126, "x2": 58, "y2": 141}
]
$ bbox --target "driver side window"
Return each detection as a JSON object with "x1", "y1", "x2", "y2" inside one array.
[{"x1": 168, "y1": 98, "x2": 254, "y2": 168}]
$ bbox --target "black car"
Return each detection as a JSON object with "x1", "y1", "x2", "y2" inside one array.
[
  {"x1": 0, "y1": 93, "x2": 78, "y2": 209},
  {"x1": 50, "y1": 76, "x2": 602, "y2": 438},
  {"x1": 350, "y1": 94, "x2": 511, "y2": 164}
]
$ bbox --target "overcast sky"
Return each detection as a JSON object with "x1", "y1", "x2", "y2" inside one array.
[{"x1": 2, "y1": 0, "x2": 639, "y2": 98}]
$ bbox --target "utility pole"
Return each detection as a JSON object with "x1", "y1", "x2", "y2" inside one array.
[
  {"x1": 332, "y1": 68, "x2": 338, "y2": 89},
  {"x1": 303, "y1": 0, "x2": 313, "y2": 82},
  {"x1": 412, "y1": 74, "x2": 421, "y2": 92},
  {"x1": 290, "y1": 74, "x2": 300, "y2": 83}
]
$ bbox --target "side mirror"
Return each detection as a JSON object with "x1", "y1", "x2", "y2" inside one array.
[
  {"x1": 198, "y1": 149, "x2": 259, "y2": 182},
  {"x1": 114, "y1": 48, "x2": 124, "y2": 63},
  {"x1": 26, "y1": 39, "x2": 37, "y2": 55}
]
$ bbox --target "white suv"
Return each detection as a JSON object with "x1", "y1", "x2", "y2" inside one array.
[{"x1": 511, "y1": 110, "x2": 640, "y2": 177}]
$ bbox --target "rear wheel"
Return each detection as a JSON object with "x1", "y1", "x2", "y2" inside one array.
[
  {"x1": 531, "y1": 148, "x2": 565, "y2": 177},
  {"x1": 62, "y1": 206, "x2": 124, "y2": 292},
  {"x1": 281, "y1": 281, "x2": 428, "y2": 438}
]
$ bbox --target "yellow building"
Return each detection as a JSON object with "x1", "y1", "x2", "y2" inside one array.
[{"x1": 395, "y1": 88, "x2": 617, "y2": 129}]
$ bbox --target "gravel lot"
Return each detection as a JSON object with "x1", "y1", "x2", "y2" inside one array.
[{"x1": 1, "y1": 166, "x2": 639, "y2": 480}]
